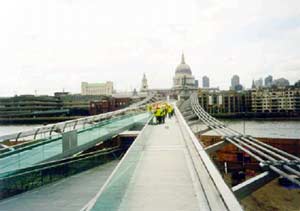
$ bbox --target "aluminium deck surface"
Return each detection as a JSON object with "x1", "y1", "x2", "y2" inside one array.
[{"x1": 91, "y1": 117, "x2": 225, "y2": 211}]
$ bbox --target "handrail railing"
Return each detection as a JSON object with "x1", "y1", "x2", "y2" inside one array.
[
  {"x1": 175, "y1": 104, "x2": 243, "y2": 211},
  {"x1": 0, "y1": 94, "x2": 156, "y2": 143}
]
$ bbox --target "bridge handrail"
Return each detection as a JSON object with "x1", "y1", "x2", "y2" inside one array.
[
  {"x1": 175, "y1": 104, "x2": 243, "y2": 211},
  {"x1": 0, "y1": 94, "x2": 156, "y2": 143}
]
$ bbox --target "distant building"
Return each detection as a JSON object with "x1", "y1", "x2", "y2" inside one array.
[
  {"x1": 0, "y1": 95, "x2": 68, "y2": 119},
  {"x1": 230, "y1": 75, "x2": 241, "y2": 91},
  {"x1": 54, "y1": 92, "x2": 69, "y2": 97},
  {"x1": 198, "y1": 89, "x2": 251, "y2": 114},
  {"x1": 295, "y1": 80, "x2": 300, "y2": 88},
  {"x1": 140, "y1": 73, "x2": 148, "y2": 92},
  {"x1": 59, "y1": 94, "x2": 107, "y2": 116},
  {"x1": 272, "y1": 78, "x2": 290, "y2": 88},
  {"x1": 81, "y1": 81, "x2": 113, "y2": 96},
  {"x1": 254, "y1": 78, "x2": 263, "y2": 88},
  {"x1": 251, "y1": 87, "x2": 300, "y2": 113},
  {"x1": 133, "y1": 88, "x2": 138, "y2": 96},
  {"x1": 89, "y1": 97, "x2": 131, "y2": 115},
  {"x1": 251, "y1": 80, "x2": 255, "y2": 89},
  {"x1": 264, "y1": 75, "x2": 273, "y2": 87},
  {"x1": 234, "y1": 84, "x2": 243, "y2": 91},
  {"x1": 202, "y1": 76, "x2": 210, "y2": 88},
  {"x1": 195, "y1": 80, "x2": 199, "y2": 88}
]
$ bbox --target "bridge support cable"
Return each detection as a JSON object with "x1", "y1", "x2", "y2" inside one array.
[
  {"x1": 213, "y1": 128, "x2": 300, "y2": 173},
  {"x1": 191, "y1": 94, "x2": 300, "y2": 164},
  {"x1": 187, "y1": 93, "x2": 300, "y2": 186},
  {"x1": 225, "y1": 136, "x2": 300, "y2": 186},
  {"x1": 175, "y1": 105, "x2": 243, "y2": 211},
  {"x1": 247, "y1": 136, "x2": 300, "y2": 169}
]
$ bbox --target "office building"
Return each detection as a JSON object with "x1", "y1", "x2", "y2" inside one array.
[
  {"x1": 272, "y1": 78, "x2": 290, "y2": 88},
  {"x1": 230, "y1": 75, "x2": 241, "y2": 90},
  {"x1": 202, "y1": 76, "x2": 210, "y2": 88},
  {"x1": 264, "y1": 75, "x2": 273, "y2": 87},
  {"x1": 81, "y1": 81, "x2": 113, "y2": 96}
]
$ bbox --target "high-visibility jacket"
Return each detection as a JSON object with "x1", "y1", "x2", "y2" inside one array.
[
  {"x1": 167, "y1": 106, "x2": 173, "y2": 113},
  {"x1": 154, "y1": 108, "x2": 162, "y2": 117},
  {"x1": 147, "y1": 105, "x2": 152, "y2": 112}
]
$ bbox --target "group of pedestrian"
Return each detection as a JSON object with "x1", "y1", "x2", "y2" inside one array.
[{"x1": 147, "y1": 102, "x2": 174, "y2": 125}]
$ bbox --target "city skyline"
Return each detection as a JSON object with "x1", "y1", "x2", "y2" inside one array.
[{"x1": 0, "y1": 0, "x2": 300, "y2": 96}]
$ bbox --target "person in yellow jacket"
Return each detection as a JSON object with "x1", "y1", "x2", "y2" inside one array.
[
  {"x1": 161, "y1": 106, "x2": 166, "y2": 124},
  {"x1": 154, "y1": 106, "x2": 162, "y2": 124},
  {"x1": 167, "y1": 105, "x2": 173, "y2": 118},
  {"x1": 147, "y1": 104, "x2": 152, "y2": 113}
]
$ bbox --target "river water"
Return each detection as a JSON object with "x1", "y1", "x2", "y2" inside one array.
[
  {"x1": 221, "y1": 119, "x2": 300, "y2": 139},
  {"x1": 0, "y1": 120, "x2": 299, "y2": 139}
]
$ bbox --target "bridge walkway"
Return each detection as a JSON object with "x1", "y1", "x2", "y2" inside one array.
[
  {"x1": 86, "y1": 112, "x2": 240, "y2": 211},
  {"x1": 117, "y1": 117, "x2": 203, "y2": 210}
]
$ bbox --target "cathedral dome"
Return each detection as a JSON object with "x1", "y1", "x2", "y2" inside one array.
[{"x1": 175, "y1": 53, "x2": 192, "y2": 75}]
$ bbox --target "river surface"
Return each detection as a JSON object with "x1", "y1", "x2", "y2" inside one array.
[
  {"x1": 220, "y1": 119, "x2": 300, "y2": 139},
  {"x1": 0, "y1": 120, "x2": 299, "y2": 139}
]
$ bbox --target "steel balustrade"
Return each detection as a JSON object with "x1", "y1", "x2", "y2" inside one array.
[
  {"x1": 186, "y1": 93, "x2": 300, "y2": 186},
  {"x1": 0, "y1": 94, "x2": 156, "y2": 144}
]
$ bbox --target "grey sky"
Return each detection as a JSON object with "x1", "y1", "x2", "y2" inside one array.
[{"x1": 0, "y1": 0, "x2": 300, "y2": 96}]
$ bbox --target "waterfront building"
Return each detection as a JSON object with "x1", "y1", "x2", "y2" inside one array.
[
  {"x1": 89, "y1": 97, "x2": 131, "y2": 115},
  {"x1": 59, "y1": 94, "x2": 107, "y2": 116},
  {"x1": 272, "y1": 78, "x2": 290, "y2": 88},
  {"x1": 81, "y1": 81, "x2": 113, "y2": 96},
  {"x1": 264, "y1": 75, "x2": 273, "y2": 87},
  {"x1": 173, "y1": 53, "x2": 196, "y2": 89},
  {"x1": 140, "y1": 73, "x2": 148, "y2": 92},
  {"x1": 251, "y1": 87, "x2": 300, "y2": 113},
  {"x1": 0, "y1": 95, "x2": 66, "y2": 119},
  {"x1": 202, "y1": 76, "x2": 210, "y2": 88},
  {"x1": 198, "y1": 89, "x2": 251, "y2": 114},
  {"x1": 230, "y1": 75, "x2": 241, "y2": 91}
]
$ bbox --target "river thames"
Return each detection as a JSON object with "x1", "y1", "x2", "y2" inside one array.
[{"x1": 0, "y1": 120, "x2": 299, "y2": 139}]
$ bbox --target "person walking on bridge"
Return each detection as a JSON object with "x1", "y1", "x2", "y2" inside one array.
[
  {"x1": 161, "y1": 105, "x2": 167, "y2": 124},
  {"x1": 154, "y1": 106, "x2": 162, "y2": 124},
  {"x1": 167, "y1": 104, "x2": 173, "y2": 118}
]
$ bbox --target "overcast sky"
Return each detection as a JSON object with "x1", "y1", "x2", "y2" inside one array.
[{"x1": 0, "y1": 0, "x2": 300, "y2": 96}]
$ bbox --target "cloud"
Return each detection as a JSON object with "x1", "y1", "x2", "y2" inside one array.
[{"x1": 0, "y1": 0, "x2": 299, "y2": 95}]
